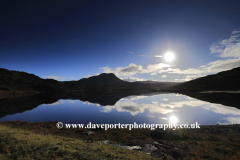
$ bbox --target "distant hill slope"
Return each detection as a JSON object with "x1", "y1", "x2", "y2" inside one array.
[
  {"x1": 79, "y1": 73, "x2": 125, "y2": 85},
  {"x1": 163, "y1": 67, "x2": 240, "y2": 91},
  {"x1": 0, "y1": 68, "x2": 68, "y2": 92},
  {"x1": 0, "y1": 68, "x2": 180, "y2": 94},
  {"x1": 70, "y1": 73, "x2": 179, "y2": 91},
  {"x1": 60, "y1": 73, "x2": 125, "y2": 91}
]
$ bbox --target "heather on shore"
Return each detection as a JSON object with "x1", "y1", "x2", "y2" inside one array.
[{"x1": 1, "y1": 121, "x2": 240, "y2": 159}]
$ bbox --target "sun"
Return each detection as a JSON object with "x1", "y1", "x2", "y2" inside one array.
[
  {"x1": 164, "y1": 51, "x2": 175, "y2": 62},
  {"x1": 169, "y1": 116, "x2": 178, "y2": 124}
]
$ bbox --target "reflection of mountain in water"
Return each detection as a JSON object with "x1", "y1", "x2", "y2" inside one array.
[
  {"x1": 182, "y1": 92, "x2": 240, "y2": 109},
  {"x1": 0, "y1": 91, "x2": 168, "y2": 118},
  {"x1": 1, "y1": 90, "x2": 240, "y2": 120},
  {"x1": 97, "y1": 94, "x2": 240, "y2": 119}
]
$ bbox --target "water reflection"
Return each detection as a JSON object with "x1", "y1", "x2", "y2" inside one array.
[
  {"x1": 99, "y1": 100, "x2": 174, "y2": 115},
  {"x1": 0, "y1": 92, "x2": 240, "y2": 125},
  {"x1": 81, "y1": 93, "x2": 240, "y2": 125}
]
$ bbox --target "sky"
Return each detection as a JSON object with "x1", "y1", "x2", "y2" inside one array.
[{"x1": 1, "y1": 0, "x2": 240, "y2": 82}]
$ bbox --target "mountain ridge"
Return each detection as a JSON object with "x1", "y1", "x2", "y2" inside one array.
[
  {"x1": 0, "y1": 68, "x2": 179, "y2": 95},
  {"x1": 2, "y1": 66, "x2": 239, "y2": 94},
  {"x1": 161, "y1": 67, "x2": 240, "y2": 91},
  {"x1": 0, "y1": 68, "x2": 68, "y2": 92}
]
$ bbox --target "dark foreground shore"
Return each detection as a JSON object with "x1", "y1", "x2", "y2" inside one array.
[{"x1": 0, "y1": 121, "x2": 240, "y2": 159}]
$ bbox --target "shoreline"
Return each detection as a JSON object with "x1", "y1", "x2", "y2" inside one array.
[
  {"x1": 1, "y1": 120, "x2": 240, "y2": 134},
  {"x1": 1, "y1": 121, "x2": 240, "y2": 159}
]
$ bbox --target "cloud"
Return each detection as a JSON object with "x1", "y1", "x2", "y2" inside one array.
[
  {"x1": 138, "y1": 55, "x2": 145, "y2": 56},
  {"x1": 127, "y1": 51, "x2": 134, "y2": 53},
  {"x1": 158, "y1": 100, "x2": 240, "y2": 116},
  {"x1": 82, "y1": 73, "x2": 100, "y2": 79},
  {"x1": 158, "y1": 68, "x2": 205, "y2": 75},
  {"x1": 100, "y1": 63, "x2": 171, "y2": 77},
  {"x1": 157, "y1": 29, "x2": 240, "y2": 77},
  {"x1": 223, "y1": 117, "x2": 240, "y2": 124},
  {"x1": 210, "y1": 29, "x2": 240, "y2": 58},
  {"x1": 159, "y1": 100, "x2": 207, "y2": 109},
  {"x1": 43, "y1": 101, "x2": 65, "y2": 106},
  {"x1": 201, "y1": 103, "x2": 240, "y2": 116},
  {"x1": 121, "y1": 77, "x2": 147, "y2": 82},
  {"x1": 69, "y1": 77, "x2": 75, "y2": 80},
  {"x1": 146, "y1": 63, "x2": 170, "y2": 71},
  {"x1": 45, "y1": 76, "x2": 65, "y2": 80},
  {"x1": 175, "y1": 74, "x2": 203, "y2": 82},
  {"x1": 82, "y1": 101, "x2": 100, "y2": 106},
  {"x1": 121, "y1": 96, "x2": 148, "y2": 101},
  {"x1": 67, "y1": 100, "x2": 75, "y2": 103},
  {"x1": 161, "y1": 75, "x2": 167, "y2": 78},
  {"x1": 99, "y1": 67, "x2": 113, "y2": 73},
  {"x1": 163, "y1": 98, "x2": 168, "y2": 101},
  {"x1": 150, "y1": 73, "x2": 157, "y2": 76},
  {"x1": 121, "y1": 63, "x2": 143, "y2": 73},
  {"x1": 100, "y1": 101, "x2": 174, "y2": 116}
]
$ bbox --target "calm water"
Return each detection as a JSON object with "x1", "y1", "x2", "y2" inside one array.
[{"x1": 0, "y1": 93, "x2": 240, "y2": 125}]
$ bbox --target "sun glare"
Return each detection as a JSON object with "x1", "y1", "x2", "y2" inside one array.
[
  {"x1": 164, "y1": 51, "x2": 175, "y2": 62},
  {"x1": 169, "y1": 116, "x2": 178, "y2": 124}
]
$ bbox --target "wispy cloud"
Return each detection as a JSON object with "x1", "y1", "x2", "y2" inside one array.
[
  {"x1": 100, "y1": 63, "x2": 171, "y2": 77},
  {"x1": 210, "y1": 29, "x2": 240, "y2": 58},
  {"x1": 127, "y1": 51, "x2": 135, "y2": 53},
  {"x1": 121, "y1": 63, "x2": 143, "y2": 73},
  {"x1": 175, "y1": 74, "x2": 203, "y2": 82},
  {"x1": 121, "y1": 77, "x2": 147, "y2": 82},
  {"x1": 121, "y1": 95, "x2": 148, "y2": 101},
  {"x1": 223, "y1": 117, "x2": 240, "y2": 124},
  {"x1": 69, "y1": 77, "x2": 75, "y2": 80},
  {"x1": 138, "y1": 55, "x2": 145, "y2": 56},
  {"x1": 43, "y1": 101, "x2": 65, "y2": 106},
  {"x1": 156, "y1": 29, "x2": 240, "y2": 81},
  {"x1": 150, "y1": 73, "x2": 157, "y2": 76},
  {"x1": 45, "y1": 76, "x2": 65, "y2": 80},
  {"x1": 100, "y1": 101, "x2": 174, "y2": 116},
  {"x1": 161, "y1": 75, "x2": 167, "y2": 78},
  {"x1": 82, "y1": 73, "x2": 100, "y2": 79}
]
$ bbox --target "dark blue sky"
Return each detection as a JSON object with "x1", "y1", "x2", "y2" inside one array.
[{"x1": 1, "y1": 0, "x2": 240, "y2": 81}]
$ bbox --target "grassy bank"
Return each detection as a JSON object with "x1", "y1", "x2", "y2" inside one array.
[
  {"x1": 1, "y1": 121, "x2": 240, "y2": 159},
  {"x1": 0, "y1": 124, "x2": 154, "y2": 160}
]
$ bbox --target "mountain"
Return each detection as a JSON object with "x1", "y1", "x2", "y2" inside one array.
[
  {"x1": 79, "y1": 73, "x2": 125, "y2": 85},
  {"x1": 63, "y1": 73, "x2": 180, "y2": 92},
  {"x1": 0, "y1": 68, "x2": 179, "y2": 95},
  {"x1": 60, "y1": 73, "x2": 126, "y2": 92},
  {"x1": 0, "y1": 68, "x2": 69, "y2": 93},
  {"x1": 162, "y1": 67, "x2": 240, "y2": 91}
]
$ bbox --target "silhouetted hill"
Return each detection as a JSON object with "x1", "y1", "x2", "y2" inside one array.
[
  {"x1": 79, "y1": 73, "x2": 125, "y2": 85},
  {"x1": 0, "y1": 68, "x2": 179, "y2": 94},
  {"x1": 163, "y1": 67, "x2": 240, "y2": 91},
  {"x1": 70, "y1": 73, "x2": 180, "y2": 92},
  {"x1": 60, "y1": 73, "x2": 126, "y2": 91},
  {"x1": 0, "y1": 68, "x2": 68, "y2": 92}
]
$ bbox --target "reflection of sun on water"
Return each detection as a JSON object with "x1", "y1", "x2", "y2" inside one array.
[{"x1": 169, "y1": 116, "x2": 178, "y2": 124}]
